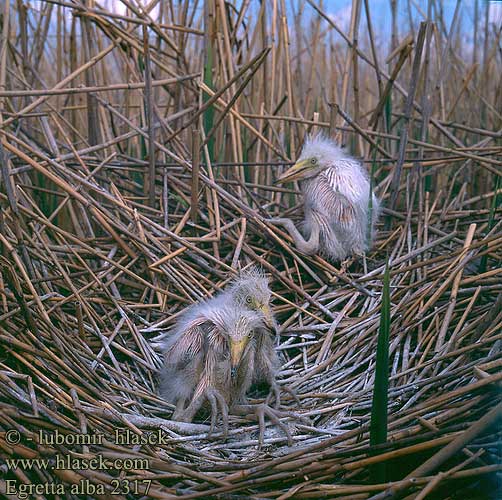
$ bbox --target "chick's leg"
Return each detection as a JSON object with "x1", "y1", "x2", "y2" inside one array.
[
  {"x1": 258, "y1": 364, "x2": 293, "y2": 408},
  {"x1": 173, "y1": 394, "x2": 204, "y2": 423},
  {"x1": 269, "y1": 218, "x2": 320, "y2": 255},
  {"x1": 255, "y1": 332, "x2": 300, "y2": 409},
  {"x1": 233, "y1": 403, "x2": 310, "y2": 448},
  {"x1": 205, "y1": 388, "x2": 229, "y2": 438},
  {"x1": 174, "y1": 388, "x2": 229, "y2": 438},
  {"x1": 266, "y1": 379, "x2": 281, "y2": 408},
  {"x1": 265, "y1": 380, "x2": 301, "y2": 408},
  {"x1": 172, "y1": 397, "x2": 187, "y2": 420}
]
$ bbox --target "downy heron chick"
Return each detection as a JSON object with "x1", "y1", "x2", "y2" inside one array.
[
  {"x1": 160, "y1": 306, "x2": 259, "y2": 430},
  {"x1": 271, "y1": 134, "x2": 379, "y2": 261},
  {"x1": 220, "y1": 266, "x2": 276, "y2": 334},
  {"x1": 221, "y1": 267, "x2": 282, "y2": 402},
  {"x1": 161, "y1": 305, "x2": 295, "y2": 443},
  {"x1": 160, "y1": 268, "x2": 298, "y2": 442}
]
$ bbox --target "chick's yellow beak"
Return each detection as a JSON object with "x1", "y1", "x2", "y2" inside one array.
[
  {"x1": 260, "y1": 304, "x2": 274, "y2": 328},
  {"x1": 230, "y1": 338, "x2": 249, "y2": 370},
  {"x1": 276, "y1": 158, "x2": 313, "y2": 184}
]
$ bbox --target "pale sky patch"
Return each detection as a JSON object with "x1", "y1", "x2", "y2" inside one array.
[{"x1": 488, "y1": 1, "x2": 502, "y2": 26}]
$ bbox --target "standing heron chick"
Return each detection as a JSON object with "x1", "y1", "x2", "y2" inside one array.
[
  {"x1": 271, "y1": 135, "x2": 379, "y2": 261},
  {"x1": 161, "y1": 306, "x2": 263, "y2": 433},
  {"x1": 160, "y1": 267, "x2": 299, "y2": 443}
]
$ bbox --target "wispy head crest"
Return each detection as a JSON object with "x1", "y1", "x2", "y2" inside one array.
[
  {"x1": 238, "y1": 264, "x2": 267, "y2": 283},
  {"x1": 299, "y1": 133, "x2": 348, "y2": 165},
  {"x1": 226, "y1": 264, "x2": 271, "y2": 308}
]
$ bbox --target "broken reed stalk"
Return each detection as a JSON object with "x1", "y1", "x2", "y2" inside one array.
[{"x1": 387, "y1": 22, "x2": 428, "y2": 228}]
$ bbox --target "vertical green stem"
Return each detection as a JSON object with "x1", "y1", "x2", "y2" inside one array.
[
  {"x1": 203, "y1": 1, "x2": 215, "y2": 163},
  {"x1": 370, "y1": 259, "x2": 391, "y2": 482}
]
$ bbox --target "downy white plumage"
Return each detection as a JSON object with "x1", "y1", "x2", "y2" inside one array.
[{"x1": 272, "y1": 134, "x2": 380, "y2": 260}]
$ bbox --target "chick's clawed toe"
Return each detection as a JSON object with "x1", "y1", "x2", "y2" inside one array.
[{"x1": 234, "y1": 403, "x2": 308, "y2": 448}]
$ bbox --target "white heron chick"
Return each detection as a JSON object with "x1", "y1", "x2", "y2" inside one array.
[
  {"x1": 159, "y1": 267, "x2": 303, "y2": 442},
  {"x1": 271, "y1": 134, "x2": 379, "y2": 261},
  {"x1": 160, "y1": 305, "x2": 265, "y2": 430},
  {"x1": 160, "y1": 300, "x2": 298, "y2": 444},
  {"x1": 160, "y1": 267, "x2": 277, "y2": 418}
]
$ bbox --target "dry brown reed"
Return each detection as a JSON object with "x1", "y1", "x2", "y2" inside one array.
[{"x1": 0, "y1": 0, "x2": 501, "y2": 498}]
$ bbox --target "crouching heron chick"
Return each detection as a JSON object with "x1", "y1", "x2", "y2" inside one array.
[
  {"x1": 270, "y1": 134, "x2": 380, "y2": 261},
  {"x1": 160, "y1": 268, "x2": 301, "y2": 444}
]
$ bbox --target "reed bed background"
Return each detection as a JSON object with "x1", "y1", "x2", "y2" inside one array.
[{"x1": 0, "y1": 0, "x2": 501, "y2": 498}]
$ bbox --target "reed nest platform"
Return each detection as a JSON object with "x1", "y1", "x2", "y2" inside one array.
[{"x1": 0, "y1": 1, "x2": 501, "y2": 499}]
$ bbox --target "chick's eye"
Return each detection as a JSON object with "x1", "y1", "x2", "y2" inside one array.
[
  {"x1": 311, "y1": 158, "x2": 317, "y2": 165},
  {"x1": 245, "y1": 296, "x2": 252, "y2": 304}
]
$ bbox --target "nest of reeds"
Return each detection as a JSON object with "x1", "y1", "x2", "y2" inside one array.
[{"x1": 0, "y1": 1, "x2": 501, "y2": 499}]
